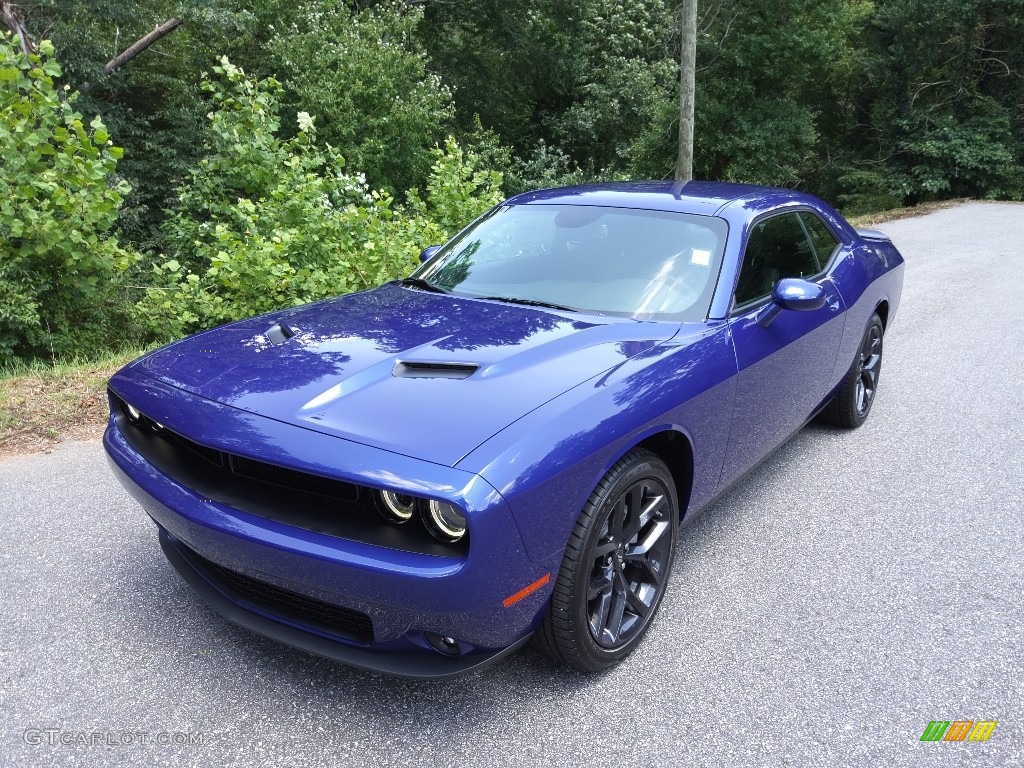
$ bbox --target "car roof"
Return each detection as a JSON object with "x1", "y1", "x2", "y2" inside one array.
[{"x1": 504, "y1": 180, "x2": 809, "y2": 217}]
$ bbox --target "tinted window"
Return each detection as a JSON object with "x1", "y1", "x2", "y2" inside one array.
[
  {"x1": 734, "y1": 213, "x2": 819, "y2": 306},
  {"x1": 416, "y1": 204, "x2": 729, "y2": 321},
  {"x1": 800, "y1": 212, "x2": 839, "y2": 270}
]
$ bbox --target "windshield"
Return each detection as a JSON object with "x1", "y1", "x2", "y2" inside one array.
[{"x1": 413, "y1": 204, "x2": 728, "y2": 321}]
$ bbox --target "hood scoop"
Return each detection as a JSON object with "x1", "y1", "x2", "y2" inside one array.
[
  {"x1": 265, "y1": 321, "x2": 297, "y2": 345},
  {"x1": 392, "y1": 361, "x2": 479, "y2": 380}
]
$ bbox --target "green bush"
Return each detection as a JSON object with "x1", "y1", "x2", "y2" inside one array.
[
  {"x1": 895, "y1": 101, "x2": 1022, "y2": 200},
  {"x1": 0, "y1": 35, "x2": 136, "y2": 363},
  {"x1": 266, "y1": 0, "x2": 454, "y2": 193},
  {"x1": 138, "y1": 59, "x2": 502, "y2": 339},
  {"x1": 836, "y1": 97, "x2": 1023, "y2": 212}
]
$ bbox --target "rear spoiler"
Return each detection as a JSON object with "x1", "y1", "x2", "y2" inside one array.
[{"x1": 856, "y1": 228, "x2": 892, "y2": 243}]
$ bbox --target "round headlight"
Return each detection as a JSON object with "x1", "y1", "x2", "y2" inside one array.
[
  {"x1": 124, "y1": 403, "x2": 142, "y2": 423},
  {"x1": 378, "y1": 490, "x2": 416, "y2": 524},
  {"x1": 425, "y1": 500, "x2": 467, "y2": 543}
]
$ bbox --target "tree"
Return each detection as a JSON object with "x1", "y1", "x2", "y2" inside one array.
[
  {"x1": 837, "y1": 0, "x2": 1024, "y2": 208},
  {"x1": 547, "y1": 0, "x2": 677, "y2": 177},
  {"x1": 1, "y1": 1, "x2": 184, "y2": 86},
  {"x1": 0, "y1": 1, "x2": 32, "y2": 54},
  {"x1": 0, "y1": 35, "x2": 134, "y2": 362},
  {"x1": 80, "y1": 17, "x2": 182, "y2": 90},
  {"x1": 418, "y1": 0, "x2": 578, "y2": 155},
  {"x1": 262, "y1": 0, "x2": 454, "y2": 193},
  {"x1": 140, "y1": 59, "x2": 502, "y2": 338},
  {"x1": 6, "y1": 2, "x2": 267, "y2": 252}
]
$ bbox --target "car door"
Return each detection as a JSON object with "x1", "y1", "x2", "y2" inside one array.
[{"x1": 718, "y1": 210, "x2": 847, "y2": 488}]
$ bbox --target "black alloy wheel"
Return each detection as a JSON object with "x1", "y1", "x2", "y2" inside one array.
[
  {"x1": 819, "y1": 312, "x2": 885, "y2": 428},
  {"x1": 536, "y1": 449, "x2": 678, "y2": 672},
  {"x1": 855, "y1": 321, "x2": 883, "y2": 417}
]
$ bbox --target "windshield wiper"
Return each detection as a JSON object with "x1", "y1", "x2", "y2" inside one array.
[
  {"x1": 477, "y1": 295, "x2": 578, "y2": 312},
  {"x1": 397, "y1": 277, "x2": 450, "y2": 294}
]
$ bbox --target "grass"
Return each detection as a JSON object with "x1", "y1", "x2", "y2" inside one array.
[
  {"x1": 0, "y1": 346, "x2": 150, "y2": 459},
  {"x1": 846, "y1": 198, "x2": 969, "y2": 228}
]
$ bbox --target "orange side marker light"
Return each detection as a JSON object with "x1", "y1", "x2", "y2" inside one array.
[{"x1": 502, "y1": 573, "x2": 551, "y2": 608}]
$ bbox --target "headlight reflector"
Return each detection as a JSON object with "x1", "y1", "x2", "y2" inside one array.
[
  {"x1": 425, "y1": 500, "x2": 467, "y2": 543},
  {"x1": 378, "y1": 490, "x2": 416, "y2": 523}
]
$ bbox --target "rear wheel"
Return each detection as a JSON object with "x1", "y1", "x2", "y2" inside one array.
[
  {"x1": 535, "y1": 449, "x2": 678, "y2": 672},
  {"x1": 819, "y1": 313, "x2": 884, "y2": 428}
]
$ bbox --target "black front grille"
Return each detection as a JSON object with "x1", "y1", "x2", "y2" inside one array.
[
  {"x1": 164, "y1": 429, "x2": 224, "y2": 468},
  {"x1": 227, "y1": 453, "x2": 358, "y2": 502},
  {"x1": 110, "y1": 390, "x2": 466, "y2": 557},
  {"x1": 185, "y1": 544, "x2": 374, "y2": 644}
]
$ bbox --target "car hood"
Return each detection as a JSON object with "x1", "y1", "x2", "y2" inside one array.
[{"x1": 135, "y1": 283, "x2": 678, "y2": 466}]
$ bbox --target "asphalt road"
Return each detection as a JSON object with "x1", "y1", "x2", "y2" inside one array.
[{"x1": 2, "y1": 202, "x2": 1022, "y2": 768}]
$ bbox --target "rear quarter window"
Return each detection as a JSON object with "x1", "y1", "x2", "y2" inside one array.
[{"x1": 799, "y1": 212, "x2": 840, "y2": 271}]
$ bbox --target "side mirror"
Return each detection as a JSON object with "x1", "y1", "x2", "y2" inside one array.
[
  {"x1": 757, "y1": 278, "x2": 826, "y2": 327},
  {"x1": 419, "y1": 245, "x2": 442, "y2": 264}
]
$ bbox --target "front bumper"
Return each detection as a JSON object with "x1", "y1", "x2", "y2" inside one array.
[
  {"x1": 157, "y1": 528, "x2": 531, "y2": 678},
  {"x1": 104, "y1": 371, "x2": 555, "y2": 678}
]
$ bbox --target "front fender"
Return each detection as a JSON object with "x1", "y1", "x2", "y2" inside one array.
[{"x1": 457, "y1": 323, "x2": 737, "y2": 562}]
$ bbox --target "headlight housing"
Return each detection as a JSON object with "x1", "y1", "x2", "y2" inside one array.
[
  {"x1": 377, "y1": 490, "x2": 416, "y2": 524},
  {"x1": 374, "y1": 491, "x2": 468, "y2": 545},
  {"x1": 121, "y1": 399, "x2": 163, "y2": 432},
  {"x1": 111, "y1": 390, "x2": 469, "y2": 555},
  {"x1": 124, "y1": 402, "x2": 142, "y2": 423},
  {"x1": 424, "y1": 500, "x2": 468, "y2": 543}
]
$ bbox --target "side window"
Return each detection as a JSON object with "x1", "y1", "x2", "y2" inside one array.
[
  {"x1": 799, "y1": 212, "x2": 840, "y2": 271},
  {"x1": 734, "y1": 213, "x2": 819, "y2": 306}
]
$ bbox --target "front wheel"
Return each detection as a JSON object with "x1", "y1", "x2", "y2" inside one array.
[
  {"x1": 535, "y1": 449, "x2": 678, "y2": 672},
  {"x1": 819, "y1": 313, "x2": 884, "y2": 428}
]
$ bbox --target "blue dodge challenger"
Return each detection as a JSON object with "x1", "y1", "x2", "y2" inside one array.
[{"x1": 105, "y1": 181, "x2": 904, "y2": 677}]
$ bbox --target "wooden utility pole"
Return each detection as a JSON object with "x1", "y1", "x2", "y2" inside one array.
[{"x1": 674, "y1": 0, "x2": 697, "y2": 182}]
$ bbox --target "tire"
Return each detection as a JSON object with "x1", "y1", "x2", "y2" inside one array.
[
  {"x1": 535, "y1": 448, "x2": 678, "y2": 672},
  {"x1": 819, "y1": 313, "x2": 884, "y2": 428}
]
